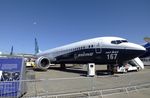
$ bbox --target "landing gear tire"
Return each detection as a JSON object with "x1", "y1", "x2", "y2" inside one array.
[
  {"x1": 110, "y1": 71, "x2": 114, "y2": 75},
  {"x1": 136, "y1": 67, "x2": 140, "y2": 72}
]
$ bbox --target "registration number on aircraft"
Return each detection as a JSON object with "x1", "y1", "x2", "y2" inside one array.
[{"x1": 106, "y1": 51, "x2": 119, "y2": 60}]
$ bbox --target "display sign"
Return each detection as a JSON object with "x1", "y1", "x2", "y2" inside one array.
[{"x1": 0, "y1": 57, "x2": 26, "y2": 97}]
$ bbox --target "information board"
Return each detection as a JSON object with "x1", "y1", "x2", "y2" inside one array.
[{"x1": 0, "y1": 57, "x2": 26, "y2": 97}]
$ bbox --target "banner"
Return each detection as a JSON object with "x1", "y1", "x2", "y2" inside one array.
[{"x1": 0, "y1": 57, "x2": 25, "y2": 97}]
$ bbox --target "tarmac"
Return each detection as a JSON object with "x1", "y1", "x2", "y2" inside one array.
[{"x1": 25, "y1": 65, "x2": 150, "y2": 98}]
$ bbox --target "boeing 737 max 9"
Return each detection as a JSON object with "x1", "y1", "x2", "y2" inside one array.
[{"x1": 35, "y1": 37, "x2": 146, "y2": 70}]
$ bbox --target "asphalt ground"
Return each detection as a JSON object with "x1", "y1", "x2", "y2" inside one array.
[{"x1": 25, "y1": 65, "x2": 150, "y2": 98}]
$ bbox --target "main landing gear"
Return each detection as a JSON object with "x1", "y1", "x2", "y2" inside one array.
[
  {"x1": 107, "y1": 64, "x2": 115, "y2": 75},
  {"x1": 60, "y1": 63, "x2": 66, "y2": 70}
]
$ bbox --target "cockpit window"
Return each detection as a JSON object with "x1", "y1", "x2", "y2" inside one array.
[
  {"x1": 111, "y1": 41, "x2": 118, "y2": 44},
  {"x1": 111, "y1": 40, "x2": 128, "y2": 44},
  {"x1": 121, "y1": 40, "x2": 128, "y2": 42},
  {"x1": 116, "y1": 40, "x2": 122, "y2": 44}
]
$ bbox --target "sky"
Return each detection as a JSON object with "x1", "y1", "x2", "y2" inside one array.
[{"x1": 0, "y1": 0, "x2": 150, "y2": 54}]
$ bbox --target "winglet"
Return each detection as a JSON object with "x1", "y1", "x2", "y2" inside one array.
[
  {"x1": 10, "y1": 46, "x2": 14, "y2": 55},
  {"x1": 35, "y1": 38, "x2": 40, "y2": 54}
]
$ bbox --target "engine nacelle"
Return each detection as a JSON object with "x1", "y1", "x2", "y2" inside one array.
[{"x1": 35, "y1": 56, "x2": 50, "y2": 70}]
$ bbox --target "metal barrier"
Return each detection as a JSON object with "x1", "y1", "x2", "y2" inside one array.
[
  {"x1": 0, "y1": 80, "x2": 26, "y2": 98},
  {"x1": 0, "y1": 78, "x2": 150, "y2": 98}
]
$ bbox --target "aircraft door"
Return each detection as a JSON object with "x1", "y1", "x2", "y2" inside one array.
[{"x1": 95, "y1": 40, "x2": 102, "y2": 54}]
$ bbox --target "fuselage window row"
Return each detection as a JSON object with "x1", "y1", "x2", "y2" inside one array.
[{"x1": 55, "y1": 44, "x2": 95, "y2": 54}]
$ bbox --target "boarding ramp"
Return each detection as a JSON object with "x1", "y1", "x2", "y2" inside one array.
[{"x1": 128, "y1": 57, "x2": 144, "y2": 70}]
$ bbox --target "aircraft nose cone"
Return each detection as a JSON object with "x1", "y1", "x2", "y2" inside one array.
[
  {"x1": 131, "y1": 43, "x2": 146, "y2": 57},
  {"x1": 136, "y1": 45, "x2": 146, "y2": 54},
  {"x1": 138, "y1": 45, "x2": 146, "y2": 51},
  {"x1": 124, "y1": 43, "x2": 146, "y2": 60}
]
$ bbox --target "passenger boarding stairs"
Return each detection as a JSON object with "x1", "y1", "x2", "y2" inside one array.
[{"x1": 128, "y1": 57, "x2": 144, "y2": 70}]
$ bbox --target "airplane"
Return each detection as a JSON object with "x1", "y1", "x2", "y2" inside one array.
[
  {"x1": 0, "y1": 45, "x2": 34, "y2": 58},
  {"x1": 34, "y1": 36, "x2": 146, "y2": 71},
  {"x1": 140, "y1": 37, "x2": 150, "y2": 65},
  {"x1": 140, "y1": 43, "x2": 150, "y2": 58},
  {"x1": 0, "y1": 46, "x2": 14, "y2": 57}
]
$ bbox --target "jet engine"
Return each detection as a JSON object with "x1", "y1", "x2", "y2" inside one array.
[{"x1": 35, "y1": 56, "x2": 50, "y2": 70}]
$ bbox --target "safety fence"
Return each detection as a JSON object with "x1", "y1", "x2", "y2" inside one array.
[{"x1": 0, "y1": 77, "x2": 150, "y2": 98}]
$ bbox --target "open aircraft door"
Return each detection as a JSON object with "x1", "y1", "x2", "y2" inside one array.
[{"x1": 95, "y1": 40, "x2": 102, "y2": 54}]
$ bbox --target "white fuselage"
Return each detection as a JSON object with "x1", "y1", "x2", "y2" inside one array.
[{"x1": 36, "y1": 37, "x2": 146, "y2": 67}]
